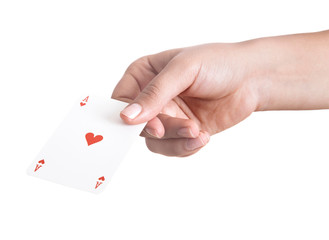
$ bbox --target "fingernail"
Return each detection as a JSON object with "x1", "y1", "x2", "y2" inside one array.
[
  {"x1": 145, "y1": 127, "x2": 160, "y2": 138},
  {"x1": 186, "y1": 132, "x2": 210, "y2": 151},
  {"x1": 177, "y1": 127, "x2": 195, "y2": 138},
  {"x1": 121, "y1": 103, "x2": 142, "y2": 119}
]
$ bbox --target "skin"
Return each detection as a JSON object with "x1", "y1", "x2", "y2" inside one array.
[{"x1": 112, "y1": 30, "x2": 329, "y2": 157}]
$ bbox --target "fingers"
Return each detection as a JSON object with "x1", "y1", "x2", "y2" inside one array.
[
  {"x1": 141, "y1": 116, "x2": 165, "y2": 138},
  {"x1": 141, "y1": 114, "x2": 199, "y2": 139},
  {"x1": 112, "y1": 49, "x2": 181, "y2": 103},
  {"x1": 145, "y1": 131, "x2": 210, "y2": 157},
  {"x1": 111, "y1": 57, "x2": 154, "y2": 103},
  {"x1": 120, "y1": 56, "x2": 201, "y2": 125},
  {"x1": 141, "y1": 114, "x2": 209, "y2": 157}
]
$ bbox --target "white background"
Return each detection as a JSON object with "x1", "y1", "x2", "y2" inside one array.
[{"x1": 0, "y1": 1, "x2": 328, "y2": 239}]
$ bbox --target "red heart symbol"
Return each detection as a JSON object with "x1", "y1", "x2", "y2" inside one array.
[
  {"x1": 80, "y1": 102, "x2": 86, "y2": 106},
  {"x1": 38, "y1": 159, "x2": 45, "y2": 164},
  {"x1": 85, "y1": 132, "x2": 103, "y2": 146},
  {"x1": 98, "y1": 176, "x2": 105, "y2": 181}
]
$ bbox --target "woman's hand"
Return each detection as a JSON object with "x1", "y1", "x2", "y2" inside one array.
[
  {"x1": 112, "y1": 30, "x2": 329, "y2": 157},
  {"x1": 112, "y1": 43, "x2": 261, "y2": 156}
]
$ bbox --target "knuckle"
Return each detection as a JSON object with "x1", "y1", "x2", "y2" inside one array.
[
  {"x1": 173, "y1": 54, "x2": 199, "y2": 72},
  {"x1": 170, "y1": 140, "x2": 187, "y2": 157},
  {"x1": 140, "y1": 83, "x2": 161, "y2": 101},
  {"x1": 125, "y1": 56, "x2": 148, "y2": 75},
  {"x1": 172, "y1": 147, "x2": 184, "y2": 157},
  {"x1": 125, "y1": 63, "x2": 140, "y2": 76}
]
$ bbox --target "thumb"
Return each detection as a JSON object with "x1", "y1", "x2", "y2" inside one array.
[{"x1": 120, "y1": 58, "x2": 198, "y2": 124}]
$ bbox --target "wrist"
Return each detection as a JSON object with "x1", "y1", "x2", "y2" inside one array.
[{"x1": 249, "y1": 31, "x2": 329, "y2": 111}]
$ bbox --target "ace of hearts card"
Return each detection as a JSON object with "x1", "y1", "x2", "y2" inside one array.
[{"x1": 27, "y1": 96, "x2": 146, "y2": 194}]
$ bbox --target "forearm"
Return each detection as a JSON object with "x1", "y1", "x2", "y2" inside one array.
[{"x1": 252, "y1": 30, "x2": 329, "y2": 111}]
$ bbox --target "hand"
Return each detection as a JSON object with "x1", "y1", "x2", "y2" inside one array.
[
  {"x1": 112, "y1": 43, "x2": 260, "y2": 156},
  {"x1": 112, "y1": 30, "x2": 329, "y2": 157}
]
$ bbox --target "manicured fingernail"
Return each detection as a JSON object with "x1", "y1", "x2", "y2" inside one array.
[
  {"x1": 186, "y1": 132, "x2": 210, "y2": 151},
  {"x1": 121, "y1": 103, "x2": 142, "y2": 119},
  {"x1": 145, "y1": 127, "x2": 160, "y2": 138},
  {"x1": 177, "y1": 127, "x2": 195, "y2": 138}
]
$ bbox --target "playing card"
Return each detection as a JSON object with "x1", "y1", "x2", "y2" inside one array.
[{"x1": 27, "y1": 96, "x2": 146, "y2": 193}]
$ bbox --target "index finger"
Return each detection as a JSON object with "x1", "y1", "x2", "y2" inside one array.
[{"x1": 111, "y1": 48, "x2": 181, "y2": 102}]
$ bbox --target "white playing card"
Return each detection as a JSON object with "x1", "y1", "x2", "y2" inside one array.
[{"x1": 27, "y1": 96, "x2": 146, "y2": 194}]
